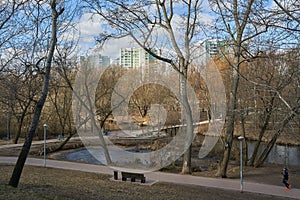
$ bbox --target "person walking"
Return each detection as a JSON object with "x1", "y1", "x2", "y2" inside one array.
[{"x1": 281, "y1": 167, "x2": 291, "y2": 190}]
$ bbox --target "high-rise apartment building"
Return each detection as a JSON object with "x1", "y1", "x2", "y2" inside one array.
[
  {"x1": 120, "y1": 47, "x2": 159, "y2": 69},
  {"x1": 205, "y1": 39, "x2": 227, "y2": 59},
  {"x1": 80, "y1": 54, "x2": 111, "y2": 68},
  {"x1": 196, "y1": 39, "x2": 229, "y2": 65}
]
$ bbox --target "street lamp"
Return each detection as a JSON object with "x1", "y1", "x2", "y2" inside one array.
[
  {"x1": 238, "y1": 136, "x2": 244, "y2": 192},
  {"x1": 43, "y1": 124, "x2": 47, "y2": 167}
]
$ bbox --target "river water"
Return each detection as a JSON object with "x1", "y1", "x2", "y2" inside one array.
[
  {"x1": 60, "y1": 141, "x2": 300, "y2": 166},
  {"x1": 247, "y1": 142, "x2": 300, "y2": 166}
]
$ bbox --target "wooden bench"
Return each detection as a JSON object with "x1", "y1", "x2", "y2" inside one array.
[{"x1": 121, "y1": 171, "x2": 146, "y2": 183}]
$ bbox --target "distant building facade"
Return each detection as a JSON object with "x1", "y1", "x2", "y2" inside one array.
[
  {"x1": 205, "y1": 39, "x2": 228, "y2": 60},
  {"x1": 80, "y1": 54, "x2": 111, "y2": 68},
  {"x1": 196, "y1": 39, "x2": 229, "y2": 65},
  {"x1": 120, "y1": 47, "x2": 160, "y2": 69}
]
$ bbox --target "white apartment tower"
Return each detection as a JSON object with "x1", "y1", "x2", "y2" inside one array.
[{"x1": 120, "y1": 47, "x2": 160, "y2": 69}]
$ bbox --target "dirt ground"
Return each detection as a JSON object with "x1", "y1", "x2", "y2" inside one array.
[
  {"x1": 1, "y1": 116, "x2": 299, "y2": 199},
  {"x1": 0, "y1": 165, "x2": 294, "y2": 200},
  {"x1": 0, "y1": 138, "x2": 299, "y2": 190}
]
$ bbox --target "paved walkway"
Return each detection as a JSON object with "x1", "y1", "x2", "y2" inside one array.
[
  {"x1": 0, "y1": 138, "x2": 71, "y2": 149},
  {"x1": 0, "y1": 156, "x2": 299, "y2": 199}
]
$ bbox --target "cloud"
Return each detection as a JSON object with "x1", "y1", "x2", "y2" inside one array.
[
  {"x1": 77, "y1": 13, "x2": 135, "y2": 59},
  {"x1": 77, "y1": 13, "x2": 103, "y2": 43},
  {"x1": 100, "y1": 37, "x2": 136, "y2": 59},
  {"x1": 76, "y1": 2, "x2": 215, "y2": 60},
  {"x1": 76, "y1": 13, "x2": 101, "y2": 53}
]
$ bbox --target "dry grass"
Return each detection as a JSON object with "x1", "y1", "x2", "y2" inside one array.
[
  {"x1": 0, "y1": 165, "x2": 289, "y2": 200},
  {"x1": 1, "y1": 126, "x2": 299, "y2": 200}
]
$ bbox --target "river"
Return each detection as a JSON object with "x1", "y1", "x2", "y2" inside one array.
[{"x1": 59, "y1": 141, "x2": 300, "y2": 166}]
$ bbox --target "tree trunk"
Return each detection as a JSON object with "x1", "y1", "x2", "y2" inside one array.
[
  {"x1": 7, "y1": 107, "x2": 11, "y2": 140},
  {"x1": 51, "y1": 111, "x2": 111, "y2": 154},
  {"x1": 182, "y1": 146, "x2": 192, "y2": 174},
  {"x1": 14, "y1": 119, "x2": 23, "y2": 144},
  {"x1": 214, "y1": 0, "x2": 257, "y2": 178},
  {"x1": 216, "y1": 58, "x2": 240, "y2": 178},
  {"x1": 52, "y1": 132, "x2": 75, "y2": 152},
  {"x1": 9, "y1": 2, "x2": 62, "y2": 187},
  {"x1": 249, "y1": 111, "x2": 271, "y2": 166},
  {"x1": 180, "y1": 69, "x2": 194, "y2": 174},
  {"x1": 14, "y1": 103, "x2": 30, "y2": 144},
  {"x1": 249, "y1": 97, "x2": 274, "y2": 166},
  {"x1": 254, "y1": 98, "x2": 300, "y2": 167}
]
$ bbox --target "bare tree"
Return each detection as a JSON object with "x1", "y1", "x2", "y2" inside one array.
[
  {"x1": 243, "y1": 1, "x2": 300, "y2": 167},
  {"x1": 84, "y1": 0, "x2": 205, "y2": 174},
  {"x1": 211, "y1": 0, "x2": 299, "y2": 172},
  {"x1": 0, "y1": 0, "x2": 28, "y2": 72},
  {"x1": 255, "y1": 97, "x2": 300, "y2": 167},
  {"x1": 0, "y1": 71, "x2": 41, "y2": 143},
  {"x1": 254, "y1": 48, "x2": 300, "y2": 167},
  {"x1": 210, "y1": 0, "x2": 270, "y2": 177},
  {"x1": 273, "y1": 0, "x2": 300, "y2": 29},
  {"x1": 9, "y1": 0, "x2": 65, "y2": 187},
  {"x1": 47, "y1": 70, "x2": 73, "y2": 136},
  {"x1": 241, "y1": 50, "x2": 297, "y2": 166},
  {"x1": 95, "y1": 66, "x2": 127, "y2": 128},
  {"x1": 129, "y1": 78, "x2": 174, "y2": 121},
  {"x1": 0, "y1": 1, "x2": 42, "y2": 141}
]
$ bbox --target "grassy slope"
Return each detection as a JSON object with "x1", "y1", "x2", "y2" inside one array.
[{"x1": 0, "y1": 165, "x2": 289, "y2": 200}]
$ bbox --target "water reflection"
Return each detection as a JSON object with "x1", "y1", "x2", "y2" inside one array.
[
  {"x1": 247, "y1": 142, "x2": 300, "y2": 166},
  {"x1": 60, "y1": 143, "x2": 300, "y2": 166},
  {"x1": 60, "y1": 149, "x2": 102, "y2": 165},
  {"x1": 59, "y1": 148, "x2": 151, "y2": 166}
]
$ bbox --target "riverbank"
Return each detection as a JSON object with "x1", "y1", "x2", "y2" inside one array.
[
  {"x1": 1, "y1": 124, "x2": 300, "y2": 188},
  {"x1": 53, "y1": 147, "x2": 300, "y2": 189},
  {"x1": 1, "y1": 137, "x2": 299, "y2": 190},
  {"x1": 233, "y1": 123, "x2": 300, "y2": 146}
]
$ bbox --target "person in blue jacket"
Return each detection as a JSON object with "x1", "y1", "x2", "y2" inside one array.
[{"x1": 281, "y1": 167, "x2": 291, "y2": 190}]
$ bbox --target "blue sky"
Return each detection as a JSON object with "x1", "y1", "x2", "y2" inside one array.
[
  {"x1": 74, "y1": 0, "x2": 283, "y2": 59},
  {"x1": 75, "y1": 0, "x2": 214, "y2": 59},
  {"x1": 76, "y1": 12, "x2": 135, "y2": 59}
]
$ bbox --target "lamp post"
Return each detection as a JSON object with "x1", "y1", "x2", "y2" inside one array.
[
  {"x1": 238, "y1": 136, "x2": 244, "y2": 192},
  {"x1": 43, "y1": 124, "x2": 47, "y2": 167}
]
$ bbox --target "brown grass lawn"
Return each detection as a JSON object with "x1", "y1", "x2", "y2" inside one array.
[
  {"x1": 0, "y1": 165, "x2": 293, "y2": 200},
  {"x1": 1, "y1": 127, "x2": 299, "y2": 200}
]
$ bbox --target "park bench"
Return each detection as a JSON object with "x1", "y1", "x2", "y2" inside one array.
[{"x1": 119, "y1": 171, "x2": 146, "y2": 183}]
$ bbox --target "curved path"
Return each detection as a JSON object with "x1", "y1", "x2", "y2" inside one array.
[{"x1": 0, "y1": 156, "x2": 299, "y2": 199}]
